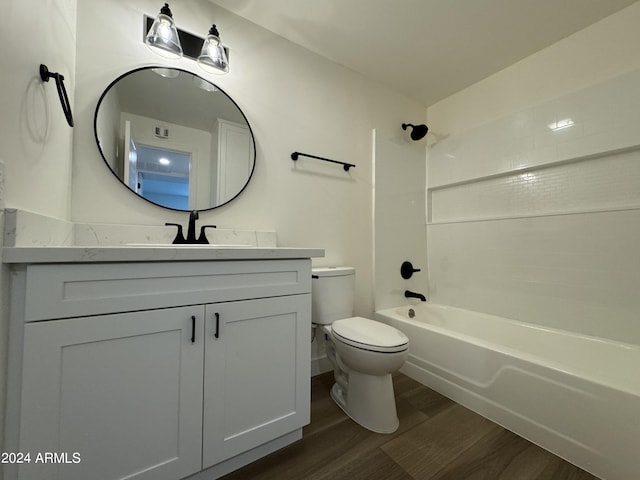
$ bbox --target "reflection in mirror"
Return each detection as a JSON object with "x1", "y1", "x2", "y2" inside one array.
[{"x1": 94, "y1": 67, "x2": 255, "y2": 211}]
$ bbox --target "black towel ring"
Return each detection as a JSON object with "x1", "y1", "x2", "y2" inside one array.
[{"x1": 39, "y1": 64, "x2": 74, "y2": 127}]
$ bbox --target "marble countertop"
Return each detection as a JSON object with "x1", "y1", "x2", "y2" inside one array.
[{"x1": 2, "y1": 245, "x2": 325, "y2": 264}]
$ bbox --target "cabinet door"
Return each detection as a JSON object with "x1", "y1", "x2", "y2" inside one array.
[
  {"x1": 202, "y1": 294, "x2": 311, "y2": 468},
  {"x1": 18, "y1": 307, "x2": 204, "y2": 480}
]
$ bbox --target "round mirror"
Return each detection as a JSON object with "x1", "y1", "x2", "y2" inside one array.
[{"x1": 94, "y1": 67, "x2": 255, "y2": 211}]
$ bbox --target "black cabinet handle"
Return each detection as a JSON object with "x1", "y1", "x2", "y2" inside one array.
[
  {"x1": 191, "y1": 315, "x2": 196, "y2": 343},
  {"x1": 214, "y1": 313, "x2": 220, "y2": 339}
]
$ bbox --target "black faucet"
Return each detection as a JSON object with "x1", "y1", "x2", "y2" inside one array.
[
  {"x1": 186, "y1": 210, "x2": 199, "y2": 243},
  {"x1": 164, "y1": 223, "x2": 186, "y2": 244},
  {"x1": 405, "y1": 290, "x2": 427, "y2": 302},
  {"x1": 165, "y1": 210, "x2": 216, "y2": 244}
]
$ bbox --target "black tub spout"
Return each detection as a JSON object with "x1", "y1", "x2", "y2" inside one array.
[{"x1": 405, "y1": 290, "x2": 427, "y2": 302}]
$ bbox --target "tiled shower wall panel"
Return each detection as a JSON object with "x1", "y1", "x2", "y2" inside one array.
[
  {"x1": 430, "y1": 150, "x2": 640, "y2": 223},
  {"x1": 428, "y1": 210, "x2": 640, "y2": 344},
  {"x1": 426, "y1": 68, "x2": 640, "y2": 344},
  {"x1": 429, "y1": 69, "x2": 640, "y2": 189}
]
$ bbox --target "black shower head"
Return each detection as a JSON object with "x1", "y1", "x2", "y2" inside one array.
[{"x1": 402, "y1": 123, "x2": 428, "y2": 141}]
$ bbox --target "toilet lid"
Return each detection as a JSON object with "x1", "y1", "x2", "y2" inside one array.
[{"x1": 331, "y1": 317, "x2": 409, "y2": 353}]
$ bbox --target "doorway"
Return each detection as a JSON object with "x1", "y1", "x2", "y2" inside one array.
[{"x1": 134, "y1": 144, "x2": 192, "y2": 210}]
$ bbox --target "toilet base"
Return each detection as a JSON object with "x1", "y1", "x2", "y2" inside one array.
[{"x1": 330, "y1": 370, "x2": 399, "y2": 434}]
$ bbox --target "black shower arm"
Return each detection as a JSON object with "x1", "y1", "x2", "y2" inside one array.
[{"x1": 39, "y1": 64, "x2": 74, "y2": 127}]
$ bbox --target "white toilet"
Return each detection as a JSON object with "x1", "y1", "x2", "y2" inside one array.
[{"x1": 312, "y1": 267, "x2": 409, "y2": 433}]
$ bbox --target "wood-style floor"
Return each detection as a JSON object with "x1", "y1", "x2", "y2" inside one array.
[{"x1": 222, "y1": 372, "x2": 599, "y2": 480}]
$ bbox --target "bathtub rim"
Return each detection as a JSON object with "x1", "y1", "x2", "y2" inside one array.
[{"x1": 375, "y1": 302, "x2": 640, "y2": 397}]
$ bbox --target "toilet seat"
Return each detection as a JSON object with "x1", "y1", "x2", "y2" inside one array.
[{"x1": 331, "y1": 317, "x2": 409, "y2": 353}]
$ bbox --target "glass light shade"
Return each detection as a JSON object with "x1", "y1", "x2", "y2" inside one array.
[
  {"x1": 152, "y1": 67, "x2": 180, "y2": 79},
  {"x1": 197, "y1": 25, "x2": 229, "y2": 74},
  {"x1": 192, "y1": 75, "x2": 218, "y2": 92},
  {"x1": 145, "y1": 4, "x2": 183, "y2": 59}
]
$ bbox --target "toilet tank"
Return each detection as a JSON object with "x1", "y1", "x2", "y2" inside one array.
[{"x1": 311, "y1": 267, "x2": 355, "y2": 325}]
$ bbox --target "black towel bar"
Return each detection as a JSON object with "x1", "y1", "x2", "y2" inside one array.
[{"x1": 291, "y1": 151, "x2": 355, "y2": 172}]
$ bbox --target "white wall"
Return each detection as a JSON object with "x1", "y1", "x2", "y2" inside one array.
[
  {"x1": 0, "y1": 0, "x2": 77, "y2": 463},
  {"x1": 374, "y1": 128, "x2": 428, "y2": 311},
  {"x1": 426, "y1": 2, "x2": 640, "y2": 344},
  {"x1": 71, "y1": 0, "x2": 426, "y2": 320},
  {"x1": 0, "y1": 0, "x2": 76, "y2": 218}
]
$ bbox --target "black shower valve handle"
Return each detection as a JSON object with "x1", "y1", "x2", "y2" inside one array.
[{"x1": 401, "y1": 261, "x2": 421, "y2": 279}]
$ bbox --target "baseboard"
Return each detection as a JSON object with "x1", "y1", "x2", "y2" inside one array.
[
  {"x1": 185, "y1": 429, "x2": 302, "y2": 480},
  {"x1": 311, "y1": 354, "x2": 332, "y2": 376}
]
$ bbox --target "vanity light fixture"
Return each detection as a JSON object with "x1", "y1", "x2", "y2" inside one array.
[
  {"x1": 197, "y1": 25, "x2": 229, "y2": 74},
  {"x1": 143, "y1": 12, "x2": 231, "y2": 74},
  {"x1": 192, "y1": 75, "x2": 219, "y2": 92},
  {"x1": 145, "y1": 3, "x2": 183, "y2": 59},
  {"x1": 152, "y1": 67, "x2": 180, "y2": 79}
]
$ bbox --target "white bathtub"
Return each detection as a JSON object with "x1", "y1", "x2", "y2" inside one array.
[{"x1": 375, "y1": 303, "x2": 640, "y2": 480}]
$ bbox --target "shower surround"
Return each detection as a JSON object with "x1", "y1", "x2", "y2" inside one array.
[
  {"x1": 427, "y1": 68, "x2": 640, "y2": 345},
  {"x1": 379, "y1": 66, "x2": 640, "y2": 480}
]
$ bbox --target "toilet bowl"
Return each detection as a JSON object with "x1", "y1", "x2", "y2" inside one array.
[
  {"x1": 325, "y1": 317, "x2": 408, "y2": 433},
  {"x1": 312, "y1": 267, "x2": 409, "y2": 433}
]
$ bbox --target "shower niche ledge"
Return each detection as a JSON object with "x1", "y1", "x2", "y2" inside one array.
[{"x1": 4, "y1": 252, "x2": 323, "y2": 479}]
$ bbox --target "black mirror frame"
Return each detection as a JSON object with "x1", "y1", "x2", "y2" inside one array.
[{"x1": 93, "y1": 66, "x2": 256, "y2": 212}]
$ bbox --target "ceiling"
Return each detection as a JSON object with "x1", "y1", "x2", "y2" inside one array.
[{"x1": 210, "y1": 0, "x2": 637, "y2": 107}]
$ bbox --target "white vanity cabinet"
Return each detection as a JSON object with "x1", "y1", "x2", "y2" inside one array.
[
  {"x1": 19, "y1": 306, "x2": 205, "y2": 480},
  {"x1": 5, "y1": 258, "x2": 313, "y2": 480},
  {"x1": 202, "y1": 295, "x2": 310, "y2": 469}
]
